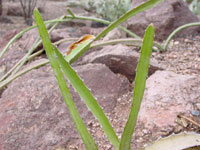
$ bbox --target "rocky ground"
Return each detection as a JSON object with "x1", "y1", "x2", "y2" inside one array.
[{"x1": 0, "y1": 0, "x2": 200, "y2": 150}]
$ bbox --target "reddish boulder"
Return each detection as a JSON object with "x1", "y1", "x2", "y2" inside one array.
[
  {"x1": 128, "y1": 0, "x2": 200, "y2": 41},
  {"x1": 0, "y1": 63, "x2": 130, "y2": 149},
  {"x1": 139, "y1": 71, "x2": 200, "y2": 130},
  {"x1": 79, "y1": 44, "x2": 163, "y2": 81},
  {"x1": 50, "y1": 28, "x2": 71, "y2": 43}
]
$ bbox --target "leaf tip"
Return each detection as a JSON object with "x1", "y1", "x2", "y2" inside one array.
[{"x1": 148, "y1": 23, "x2": 154, "y2": 29}]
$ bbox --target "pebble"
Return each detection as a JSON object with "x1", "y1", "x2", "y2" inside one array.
[
  {"x1": 184, "y1": 39, "x2": 192, "y2": 44},
  {"x1": 196, "y1": 103, "x2": 200, "y2": 110},
  {"x1": 142, "y1": 129, "x2": 148, "y2": 134},
  {"x1": 174, "y1": 41, "x2": 179, "y2": 45},
  {"x1": 192, "y1": 110, "x2": 200, "y2": 117}
]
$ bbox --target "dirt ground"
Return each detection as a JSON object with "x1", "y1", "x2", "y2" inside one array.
[{"x1": 0, "y1": 0, "x2": 200, "y2": 150}]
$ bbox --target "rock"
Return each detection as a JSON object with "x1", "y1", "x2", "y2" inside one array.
[
  {"x1": 103, "y1": 28, "x2": 126, "y2": 41},
  {"x1": 198, "y1": 15, "x2": 200, "y2": 21},
  {"x1": 37, "y1": 6, "x2": 45, "y2": 13},
  {"x1": 0, "y1": 27, "x2": 78, "y2": 71},
  {"x1": 128, "y1": 0, "x2": 200, "y2": 41},
  {"x1": 0, "y1": 29, "x2": 31, "y2": 71},
  {"x1": 91, "y1": 22, "x2": 107, "y2": 28},
  {"x1": 50, "y1": 28, "x2": 71, "y2": 43},
  {"x1": 0, "y1": 63, "x2": 130, "y2": 149},
  {"x1": 0, "y1": 29, "x2": 19, "y2": 49},
  {"x1": 0, "y1": 0, "x2": 2, "y2": 16},
  {"x1": 19, "y1": 28, "x2": 40, "y2": 50},
  {"x1": 0, "y1": 29, "x2": 20, "y2": 76},
  {"x1": 80, "y1": 26, "x2": 105, "y2": 36},
  {"x1": 6, "y1": 3, "x2": 23, "y2": 17},
  {"x1": 138, "y1": 71, "x2": 200, "y2": 130},
  {"x1": 79, "y1": 44, "x2": 162, "y2": 81},
  {"x1": 0, "y1": 16, "x2": 13, "y2": 24},
  {"x1": 57, "y1": 42, "x2": 71, "y2": 54},
  {"x1": 61, "y1": 21, "x2": 86, "y2": 28},
  {"x1": 73, "y1": 64, "x2": 130, "y2": 112},
  {"x1": 21, "y1": 28, "x2": 72, "y2": 50}
]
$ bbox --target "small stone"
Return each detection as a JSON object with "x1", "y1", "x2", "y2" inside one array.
[
  {"x1": 196, "y1": 103, "x2": 200, "y2": 110},
  {"x1": 192, "y1": 110, "x2": 200, "y2": 117},
  {"x1": 142, "y1": 129, "x2": 148, "y2": 134},
  {"x1": 174, "y1": 41, "x2": 179, "y2": 45},
  {"x1": 184, "y1": 39, "x2": 192, "y2": 44}
]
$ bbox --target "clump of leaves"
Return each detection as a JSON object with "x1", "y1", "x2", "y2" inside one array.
[
  {"x1": 1, "y1": 0, "x2": 200, "y2": 149},
  {"x1": 184, "y1": 0, "x2": 200, "y2": 15},
  {"x1": 34, "y1": 0, "x2": 157, "y2": 148},
  {"x1": 67, "y1": 0, "x2": 132, "y2": 21}
]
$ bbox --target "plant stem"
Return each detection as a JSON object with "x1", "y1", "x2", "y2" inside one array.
[
  {"x1": 0, "y1": 14, "x2": 140, "y2": 60},
  {"x1": 63, "y1": 15, "x2": 140, "y2": 39},
  {"x1": 91, "y1": 38, "x2": 164, "y2": 51},
  {"x1": 0, "y1": 17, "x2": 71, "y2": 59},
  {"x1": 0, "y1": 37, "x2": 160, "y2": 90},
  {"x1": 164, "y1": 22, "x2": 200, "y2": 51},
  {"x1": 11, "y1": 16, "x2": 68, "y2": 76},
  {"x1": 0, "y1": 59, "x2": 49, "y2": 90},
  {"x1": 0, "y1": 36, "x2": 77, "y2": 82}
]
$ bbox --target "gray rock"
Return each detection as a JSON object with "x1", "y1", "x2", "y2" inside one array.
[
  {"x1": 128, "y1": 0, "x2": 200, "y2": 41},
  {"x1": 79, "y1": 44, "x2": 162, "y2": 81},
  {"x1": 0, "y1": 63, "x2": 130, "y2": 150}
]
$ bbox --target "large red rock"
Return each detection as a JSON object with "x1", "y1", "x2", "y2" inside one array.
[
  {"x1": 0, "y1": 63, "x2": 130, "y2": 150},
  {"x1": 128, "y1": 0, "x2": 200, "y2": 41},
  {"x1": 0, "y1": 28, "x2": 71, "y2": 72},
  {"x1": 0, "y1": 32, "x2": 29, "y2": 72},
  {"x1": 78, "y1": 44, "x2": 163, "y2": 81},
  {"x1": 139, "y1": 71, "x2": 200, "y2": 130}
]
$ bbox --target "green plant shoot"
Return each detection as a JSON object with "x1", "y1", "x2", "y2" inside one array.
[
  {"x1": 120, "y1": 24, "x2": 155, "y2": 150},
  {"x1": 34, "y1": 9, "x2": 98, "y2": 150}
]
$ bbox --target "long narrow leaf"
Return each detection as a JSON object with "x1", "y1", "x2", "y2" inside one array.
[
  {"x1": 120, "y1": 24, "x2": 155, "y2": 150},
  {"x1": 34, "y1": 9, "x2": 97, "y2": 150},
  {"x1": 53, "y1": 45, "x2": 120, "y2": 149}
]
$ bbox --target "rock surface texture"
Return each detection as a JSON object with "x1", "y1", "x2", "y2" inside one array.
[
  {"x1": 0, "y1": 64, "x2": 130, "y2": 150},
  {"x1": 128, "y1": 0, "x2": 200, "y2": 40},
  {"x1": 139, "y1": 71, "x2": 200, "y2": 130},
  {"x1": 113, "y1": 71, "x2": 200, "y2": 150},
  {"x1": 79, "y1": 44, "x2": 162, "y2": 81},
  {"x1": 6, "y1": 3, "x2": 24, "y2": 17}
]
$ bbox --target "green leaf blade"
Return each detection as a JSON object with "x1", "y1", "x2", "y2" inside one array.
[
  {"x1": 53, "y1": 45, "x2": 120, "y2": 149},
  {"x1": 119, "y1": 24, "x2": 155, "y2": 150},
  {"x1": 34, "y1": 9, "x2": 97, "y2": 150}
]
